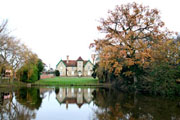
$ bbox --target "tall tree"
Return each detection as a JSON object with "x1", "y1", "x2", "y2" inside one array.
[
  {"x1": 0, "y1": 35, "x2": 30, "y2": 80},
  {"x1": 90, "y1": 2, "x2": 179, "y2": 82},
  {"x1": 16, "y1": 52, "x2": 39, "y2": 82}
]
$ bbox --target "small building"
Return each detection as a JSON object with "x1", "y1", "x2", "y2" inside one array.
[
  {"x1": 5, "y1": 70, "x2": 13, "y2": 77},
  {"x1": 56, "y1": 56, "x2": 94, "y2": 77}
]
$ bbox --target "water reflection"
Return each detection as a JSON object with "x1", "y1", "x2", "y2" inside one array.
[
  {"x1": 0, "y1": 87, "x2": 180, "y2": 120},
  {"x1": 40, "y1": 87, "x2": 54, "y2": 99},
  {"x1": 15, "y1": 88, "x2": 43, "y2": 110},
  {"x1": 92, "y1": 88, "x2": 180, "y2": 120},
  {"x1": 0, "y1": 89, "x2": 36, "y2": 120},
  {"x1": 55, "y1": 87, "x2": 94, "y2": 109}
]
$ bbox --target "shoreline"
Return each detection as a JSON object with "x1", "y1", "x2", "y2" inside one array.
[{"x1": 0, "y1": 82, "x2": 112, "y2": 88}]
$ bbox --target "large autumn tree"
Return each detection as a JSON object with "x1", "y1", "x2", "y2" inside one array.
[{"x1": 91, "y1": 2, "x2": 179, "y2": 81}]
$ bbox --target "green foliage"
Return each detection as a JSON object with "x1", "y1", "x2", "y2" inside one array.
[
  {"x1": 148, "y1": 63, "x2": 180, "y2": 95},
  {"x1": 96, "y1": 62, "x2": 180, "y2": 95},
  {"x1": 0, "y1": 66, "x2": 6, "y2": 77},
  {"x1": 55, "y1": 87, "x2": 59, "y2": 94},
  {"x1": 15, "y1": 87, "x2": 42, "y2": 110},
  {"x1": 17, "y1": 58, "x2": 45, "y2": 83},
  {"x1": 55, "y1": 70, "x2": 60, "y2": 76},
  {"x1": 126, "y1": 63, "x2": 180, "y2": 96},
  {"x1": 120, "y1": 64, "x2": 145, "y2": 83},
  {"x1": 92, "y1": 63, "x2": 98, "y2": 79},
  {"x1": 18, "y1": 64, "x2": 38, "y2": 83},
  {"x1": 29, "y1": 66, "x2": 38, "y2": 82},
  {"x1": 37, "y1": 59, "x2": 44, "y2": 80}
]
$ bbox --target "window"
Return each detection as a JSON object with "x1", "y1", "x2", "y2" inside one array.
[
  {"x1": 78, "y1": 88, "x2": 81, "y2": 92},
  {"x1": 71, "y1": 88, "x2": 74, "y2": 93},
  {"x1": 60, "y1": 67, "x2": 63, "y2": 70},
  {"x1": 88, "y1": 71, "x2": 91, "y2": 75},
  {"x1": 88, "y1": 66, "x2": 90, "y2": 70},
  {"x1": 60, "y1": 88, "x2": 63, "y2": 92},
  {"x1": 88, "y1": 88, "x2": 90, "y2": 93}
]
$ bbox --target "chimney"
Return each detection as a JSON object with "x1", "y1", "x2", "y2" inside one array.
[{"x1": 67, "y1": 55, "x2": 69, "y2": 63}]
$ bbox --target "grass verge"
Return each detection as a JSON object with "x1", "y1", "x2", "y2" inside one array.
[
  {"x1": 34, "y1": 77, "x2": 106, "y2": 86},
  {"x1": 0, "y1": 80, "x2": 27, "y2": 88},
  {"x1": 0, "y1": 77, "x2": 111, "y2": 87}
]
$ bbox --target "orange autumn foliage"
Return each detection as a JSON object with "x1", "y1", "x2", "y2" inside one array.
[{"x1": 90, "y1": 2, "x2": 179, "y2": 76}]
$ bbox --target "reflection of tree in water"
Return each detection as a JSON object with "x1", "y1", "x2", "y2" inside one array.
[
  {"x1": 0, "y1": 91, "x2": 36, "y2": 120},
  {"x1": 92, "y1": 88, "x2": 180, "y2": 120},
  {"x1": 15, "y1": 87, "x2": 42, "y2": 110},
  {"x1": 55, "y1": 87, "x2": 59, "y2": 94}
]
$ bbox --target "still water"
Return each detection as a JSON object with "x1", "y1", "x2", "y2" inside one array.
[{"x1": 0, "y1": 87, "x2": 180, "y2": 120}]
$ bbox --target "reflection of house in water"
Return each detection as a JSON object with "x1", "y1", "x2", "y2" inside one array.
[
  {"x1": 40, "y1": 88, "x2": 54, "y2": 98},
  {"x1": 56, "y1": 88, "x2": 94, "y2": 109},
  {"x1": 40, "y1": 88, "x2": 54, "y2": 94},
  {"x1": 0, "y1": 92, "x2": 12, "y2": 106}
]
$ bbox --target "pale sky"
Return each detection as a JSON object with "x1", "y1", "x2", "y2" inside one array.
[{"x1": 0, "y1": 0, "x2": 180, "y2": 69}]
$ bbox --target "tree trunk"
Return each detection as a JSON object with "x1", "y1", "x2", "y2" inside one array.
[
  {"x1": 133, "y1": 75, "x2": 137, "y2": 84},
  {"x1": 133, "y1": 75, "x2": 137, "y2": 90},
  {"x1": 10, "y1": 70, "x2": 15, "y2": 83},
  {"x1": 13, "y1": 70, "x2": 15, "y2": 81},
  {"x1": 133, "y1": 75, "x2": 138, "y2": 105},
  {"x1": 11, "y1": 70, "x2": 15, "y2": 82},
  {"x1": 0, "y1": 74, "x2": 1, "y2": 79}
]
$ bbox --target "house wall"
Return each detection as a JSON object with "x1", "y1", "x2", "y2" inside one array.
[
  {"x1": 77, "y1": 61, "x2": 83, "y2": 74},
  {"x1": 56, "y1": 62, "x2": 66, "y2": 76},
  {"x1": 56, "y1": 88, "x2": 66, "y2": 103},
  {"x1": 56, "y1": 88, "x2": 95, "y2": 105},
  {"x1": 83, "y1": 88, "x2": 94, "y2": 103},
  {"x1": 84, "y1": 62, "x2": 93, "y2": 76},
  {"x1": 77, "y1": 89, "x2": 83, "y2": 104},
  {"x1": 66, "y1": 67, "x2": 77, "y2": 76},
  {"x1": 56, "y1": 61, "x2": 94, "y2": 77}
]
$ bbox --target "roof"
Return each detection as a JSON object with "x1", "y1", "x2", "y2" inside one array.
[
  {"x1": 56, "y1": 97, "x2": 87, "y2": 108},
  {"x1": 56, "y1": 57, "x2": 93, "y2": 67},
  {"x1": 63, "y1": 60, "x2": 77, "y2": 67},
  {"x1": 77, "y1": 56, "x2": 83, "y2": 61},
  {"x1": 83, "y1": 61, "x2": 88, "y2": 66},
  {"x1": 84, "y1": 60, "x2": 93, "y2": 66}
]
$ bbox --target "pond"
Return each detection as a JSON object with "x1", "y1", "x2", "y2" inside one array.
[{"x1": 0, "y1": 86, "x2": 180, "y2": 120}]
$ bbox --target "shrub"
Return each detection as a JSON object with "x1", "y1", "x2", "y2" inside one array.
[
  {"x1": 144, "y1": 63, "x2": 180, "y2": 95},
  {"x1": 55, "y1": 70, "x2": 60, "y2": 76},
  {"x1": 18, "y1": 65, "x2": 38, "y2": 83},
  {"x1": 37, "y1": 59, "x2": 44, "y2": 80}
]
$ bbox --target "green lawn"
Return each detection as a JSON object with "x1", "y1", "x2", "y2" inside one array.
[{"x1": 34, "y1": 77, "x2": 99, "y2": 86}]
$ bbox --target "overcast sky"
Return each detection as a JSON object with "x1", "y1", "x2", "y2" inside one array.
[{"x1": 0, "y1": 0, "x2": 180, "y2": 69}]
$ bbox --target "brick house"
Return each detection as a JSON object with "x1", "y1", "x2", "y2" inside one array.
[{"x1": 56, "y1": 56, "x2": 94, "y2": 77}]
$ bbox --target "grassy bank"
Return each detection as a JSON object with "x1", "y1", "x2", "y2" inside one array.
[
  {"x1": 0, "y1": 79, "x2": 27, "y2": 88},
  {"x1": 34, "y1": 77, "x2": 105, "y2": 86},
  {"x1": 0, "y1": 77, "x2": 111, "y2": 87}
]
